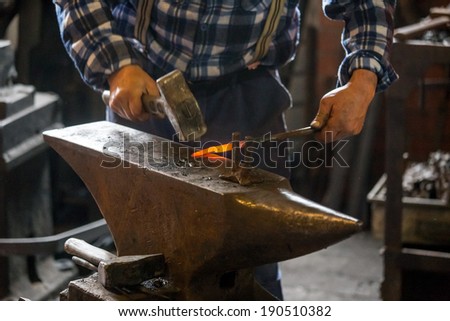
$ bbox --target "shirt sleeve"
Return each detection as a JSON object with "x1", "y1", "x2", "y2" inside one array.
[
  {"x1": 322, "y1": 0, "x2": 399, "y2": 92},
  {"x1": 53, "y1": 0, "x2": 141, "y2": 91}
]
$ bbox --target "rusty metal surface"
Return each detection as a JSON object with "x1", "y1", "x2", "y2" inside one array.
[{"x1": 44, "y1": 121, "x2": 362, "y2": 300}]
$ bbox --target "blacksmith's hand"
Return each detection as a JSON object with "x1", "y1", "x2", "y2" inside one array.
[
  {"x1": 310, "y1": 69, "x2": 378, "y2": 142},
  {"x1": 107, "y1": 64, "x2": 159, "y2": 122}
]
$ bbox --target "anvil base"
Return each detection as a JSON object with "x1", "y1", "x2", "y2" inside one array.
[{"x1": 61, "y1": 272, "x2": 275, "y2": 301}]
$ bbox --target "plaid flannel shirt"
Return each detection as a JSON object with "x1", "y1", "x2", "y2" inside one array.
[{"x1": 54, "y1": 0, "x2": 398, "y2": 92}]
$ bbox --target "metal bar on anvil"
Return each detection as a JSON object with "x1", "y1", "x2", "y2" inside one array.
[{"x1": 43, "y1": 121, "x2": 362, "y2": 300}]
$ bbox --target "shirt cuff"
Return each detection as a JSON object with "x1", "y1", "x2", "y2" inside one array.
[{"x1": 338, "y1": 50, "x2": 399, "y2": 92}]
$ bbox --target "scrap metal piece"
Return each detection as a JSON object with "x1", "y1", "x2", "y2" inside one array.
[{"x1": 43, "y1": 121, "x2": 362, "y2": 300}]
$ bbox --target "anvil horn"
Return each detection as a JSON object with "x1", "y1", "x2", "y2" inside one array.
[{"x1": 43, "y1": 121, "x2": 361, "y2": 300}]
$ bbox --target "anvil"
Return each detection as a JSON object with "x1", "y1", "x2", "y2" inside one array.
[{"x1": 43, "y1": 121, "x2": 361, "y2": 300}]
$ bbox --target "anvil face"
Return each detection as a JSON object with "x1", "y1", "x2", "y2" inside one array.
[{"x1": 44, "y1": 121, "x2": 361, "y2": 300}]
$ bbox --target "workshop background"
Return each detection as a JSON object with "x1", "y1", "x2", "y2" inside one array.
[{"x1": 0, "y1": 0, "x2": 449, "y2": 301}]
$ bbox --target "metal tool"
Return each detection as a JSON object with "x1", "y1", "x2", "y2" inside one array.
[
  {"x1": 253, "y1": 126, "x2": 317, "y2": 142},
  {"x1": 64, "y1": 238, "x2": 165, "y2": 290},
  {"x1": 102, "y1": 69, "x2": 207, "y2": 141},
  {"x1": 0, "y1": 219, "x2": 108, "y2": 256},
  {"x1": 191, "y1": 126, "x2": 317, "y2": 159},
  {"x1": 44, "y1": 121, "x2": 362, "y2": 300}
]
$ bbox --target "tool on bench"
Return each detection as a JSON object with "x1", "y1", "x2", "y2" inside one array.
[
  {"x1": 394, "y1": 5, "x2": 450, "y2": 41},
  {"x1": 102, "y1": 69, "x2": 207, "y2": 141},
  {"x1": 65, "y1": 238, "x2": 165, "y2": 290}
]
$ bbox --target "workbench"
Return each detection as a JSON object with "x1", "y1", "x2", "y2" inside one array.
[{"x1": 382, "y1": 40, "x2": 450, "y2": 300}]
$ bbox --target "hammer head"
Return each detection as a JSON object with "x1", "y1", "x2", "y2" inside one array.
[
  {"x1": 158, "y1": 70, "x2": 207, "y2": 141},
  {"x1": 98, "y1": 254, "x2": 165, "y2": 289}
]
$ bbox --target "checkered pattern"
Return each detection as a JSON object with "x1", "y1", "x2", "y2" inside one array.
[
  {"x1": 54, "y1": 0, "x2": 397, "y2": 92},
  {"x1": 323, "y1": 0, "x2": 398, "y2": 91}
]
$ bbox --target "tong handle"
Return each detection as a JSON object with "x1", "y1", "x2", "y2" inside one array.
[{"x1": 253, "y1": 126, "x2": 317, "y2": 143}]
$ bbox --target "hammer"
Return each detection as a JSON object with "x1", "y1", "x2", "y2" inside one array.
[
  {"x1": 64, "y1": 238, "x2": 165, "y2": 290},
  {"x1": 102, "y1": 69, "x2": 207, "y2": 141}
]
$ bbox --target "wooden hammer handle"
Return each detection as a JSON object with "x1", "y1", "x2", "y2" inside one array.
[{"x1": 64, "y1": 238, "x2": 116, "y2": 267}]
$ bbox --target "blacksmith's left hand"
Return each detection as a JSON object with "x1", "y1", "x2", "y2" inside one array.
[{"x1": 310, "y1": 69, "x2": 378, "y2": 142}]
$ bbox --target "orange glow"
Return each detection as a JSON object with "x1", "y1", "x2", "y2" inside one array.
[
  {"x1": 191, "y1": 143, "x2": 233, "y2": 158},
  {"x1": 200, "y1": 153, "x2": 228, "y2": 160},
  {"x1": 191, "y1": 140, "x2": 249, "y2": 159}
]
